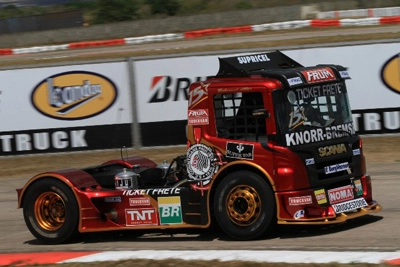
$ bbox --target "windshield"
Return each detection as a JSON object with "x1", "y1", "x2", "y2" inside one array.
[{"x1": 273, "y1": 81, "x2": 355, "y2": 147}]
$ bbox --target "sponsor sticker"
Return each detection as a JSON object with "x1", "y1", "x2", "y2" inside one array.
[
  {"x1": 237, "y1": 54, "x2": 270, "y2": 64},
  {"x1": 352, "y1": 148, "x2": 361, "y2": 156},
  {"x1": 123, "y1": 188, "x2": 181, "y2": 196},
  {"x1": 324, "y1": 162, "x2": 349, "y2": 174},
  {"x1": 328, "y1": 185, "x2": 354, "y2": 204},
  {"x1": 158, "y1": 196, "x2": 183, "y2": 225},
  {"x1": 188, "y1": 109, "x2": 209, "y2": 125},
  {"x1": 287, "y1": 77, "x2": 303, "y2": 87},
  {"x1": 331, "y1": 198, "x2": 368, "y2": 214},
  {"x1": 294, "y1": 82, "x2": 343, "y2": 101},
  {"x1": 226, "y1": 142, "x2": 254, "y2": 160},
  {"x1": 353, "y1": 179, "x2": 364, "y2": 196},
  {"x1": 129, "y1": 197, "x2": 151, "y2": 206},
  {"x1": 285, "y1": 122, "x2": 355, "y2": 147},
  {"x1": 187, "y1": 143, "x2": 218, "y2": 181},
  {"x1": 31, "y1": 71, "x2": 118, "y2": 120},
  {"x1": 294, "y1": 210, "x2": 305, "y2": 219},
  {"x1": 305, "y1": 158, "x2": 315, "y2": 165},
  {"x1": 301, "y1": 68, "x2": 336, "y2": 84},
  {"x1": 314, "y1": 189, "x2": 327, "y2": 204},
  {"x1": 125, "y1": 208, "x2": 158, "y2": 226},
  {"x1": 289, "y1": 195, "x2": 313, "y2": 206},
  {"x1": 104, "y1": 196, "x2": 122, "y2": 203},
  {"x1": 339, "y1": 70, "x2": 350, "y2": 79}
]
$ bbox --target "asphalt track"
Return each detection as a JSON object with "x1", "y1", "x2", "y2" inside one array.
[
  {"x1": 0, "y1": 26, "x2": 400, "y2": 264},
  {"x1": 0, "y1": 161, "x2": 399, "y2": 265}
]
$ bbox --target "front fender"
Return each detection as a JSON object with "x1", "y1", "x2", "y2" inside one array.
[{"x1": 17, "y1": 169, "x2": 98, "y2": 208}]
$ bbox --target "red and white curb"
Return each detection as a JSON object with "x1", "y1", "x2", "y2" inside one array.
[
  {"x1": 1, "y1": 15, "x2": 400, "y2": 56},
  {"x1": 1, "y1": 250, "x2": 400, "y2": 266}
]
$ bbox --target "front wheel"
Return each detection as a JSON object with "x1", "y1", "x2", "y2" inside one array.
[
  {"x1": 213, "y1": 171, "x2": 276, "y2": 240},
  {"x1": 22, "y1": 178, "x2": 79, "y2": 244}
]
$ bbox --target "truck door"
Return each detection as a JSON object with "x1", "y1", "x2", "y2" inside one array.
[{"x1": 214, "y1": 91, "x2": 267, "y2": 144}]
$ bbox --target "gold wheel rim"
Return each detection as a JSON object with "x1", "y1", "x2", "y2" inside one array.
[
  {"x1": 226, "y1": 185, "x2": 261, "y2": 226},
  {"x1": 34, "y1": 192, "x2": 66, "y2": 231}
]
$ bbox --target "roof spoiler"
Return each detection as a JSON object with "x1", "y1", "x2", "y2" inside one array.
[{"x1": 216, "y1": 51, "x2": 303, "y2": 77}]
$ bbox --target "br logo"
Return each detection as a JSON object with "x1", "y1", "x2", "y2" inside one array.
[
  {"x1": 158, "y1": 196, "x2": 183, "y2": 225},
  {"x1": 381, "y1": 53, "x2": 400, "y2": 95}
]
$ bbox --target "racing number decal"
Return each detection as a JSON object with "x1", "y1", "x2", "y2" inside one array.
[{"x1": 289, "y1": 107, "x2": 306, "y2": 129}]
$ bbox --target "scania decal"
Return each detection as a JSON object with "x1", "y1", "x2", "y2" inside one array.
[
  {"x1": 149, "y1": 76, "x2": 210, "y2": 103},
  {"x1": 285, "y1": 122, "x2": 355, "y2": 146},
  {"x1": 301, "y1": 68, "x2": 336, "y2": 84},
  {"x1": 318, "y1": 143, "x2": 347, "y2": 157},
  {"x1": 31, "y1": 71, "x2": 117, "y2": 120},
  {"x1": 381, "y1": 53, "x2": 400, "y2": 95}
]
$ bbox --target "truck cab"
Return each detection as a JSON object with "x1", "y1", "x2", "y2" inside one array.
[{"x1": 187, "y1": 51, "x2": 381, "y2": 239}]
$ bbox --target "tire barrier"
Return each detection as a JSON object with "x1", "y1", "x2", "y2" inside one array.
[
  {"x1": 318, "y1": 6, "x2": 400, "y2": 19},
  {"x1": 2, "y1": 15, "x2": 400, "y2": 56}
]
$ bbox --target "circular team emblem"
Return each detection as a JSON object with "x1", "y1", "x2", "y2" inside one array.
[{"x1": 187, "y1": 144, "x2": 217, "y2": 181}]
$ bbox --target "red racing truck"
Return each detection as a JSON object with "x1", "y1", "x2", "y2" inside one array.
[{"x1": 17, "y1": 51, "x2": 381, "y2": 243}]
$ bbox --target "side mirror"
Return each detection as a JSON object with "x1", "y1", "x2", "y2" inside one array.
[{"x1": 252, "y1": 109, "x2": 269, "y2": 118}]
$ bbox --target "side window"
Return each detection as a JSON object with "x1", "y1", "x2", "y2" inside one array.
[{"x1": 214, "y1": 92, "x2": 265, "y2": 141}]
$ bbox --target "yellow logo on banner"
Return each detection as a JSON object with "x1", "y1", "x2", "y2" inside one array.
[
  {"x1": 31, "y1": 71, "x2": 117, "y2": 120},
  {"x1": 381, "y1": 53, "x2": 400, "y2": 95}
]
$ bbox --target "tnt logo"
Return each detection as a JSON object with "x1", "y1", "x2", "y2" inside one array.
[
  {"x1": 158, "y1": 196, "x2": 183, "y2": 225},
  {"x1": 125, "y1": 208, "x2": 158, "y2": 226}
]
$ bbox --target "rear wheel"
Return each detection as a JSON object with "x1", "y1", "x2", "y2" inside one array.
[
  {"x1": 214, "y1": 171, "x2": 275, "y2": 240},
  {"x1": 22, "y1": 178, "x2": 79, "y2": 244}
]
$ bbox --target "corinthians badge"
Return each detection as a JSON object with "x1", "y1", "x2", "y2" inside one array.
[{"x1": 187, "y1": 143, "x2": 218, "y2": 181}]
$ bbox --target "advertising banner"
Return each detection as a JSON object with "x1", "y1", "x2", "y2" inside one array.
[
  {"x1": 0, "y1": 62, "x2": 132, "y2": 155},
  {"x1": 133, "y1": 56, "x2": 219, "y2": 146},
  {"x1": 133, "y1": 43, "x2": 400, "y2": 140},
  {"x1": 133, "y1": 56, "x2": 218, "y2": 123}
]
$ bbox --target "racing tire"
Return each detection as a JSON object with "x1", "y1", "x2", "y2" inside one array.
[
  {"x1": 22, "y1": 178, "x2": 79, "y2": 244},
  {"x1": 213, "y1": 171, "x2": 275, "y2": 240}
]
